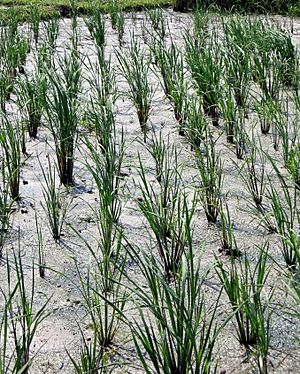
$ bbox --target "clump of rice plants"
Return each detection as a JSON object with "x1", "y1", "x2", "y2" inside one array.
[
  {"x1": 146, "y1": 7, "x2": 166, "y2": 40},
  {"x1": 185, "y1": 96, "x2": 207, "y2": 150},
  {"x1": 0, "y1": 163, "x2": 12, "y2": 256},
  {"x1": 186, "y1": 32, "x2": 223, "y2": 126},
  {"x1": 267, "y1": 165, "x2": 300, "y2": 271},
  {"x1": 117, "y1": 39, "x2": 154, "y2": 143},
  {"x1": 45, "y1": 50, "x2": 81, "y2": 186},
  {"x1": 124, "y1": 238, "x2": 223, "y2": 373},
  {"x1": 17, "y1": 72, "x2": 47, "y2": 138},
  {"x1": 40, "y1": 158, "x2": 72, "y2": 242},
  {"x1": 44, "y1": 16, "x2": 60, "y2": 51},
  {"x1": 85, "y1": 4, "x2": 106, "y2": 59},
  {"x1": 196, "y1": 134, "x2": 223, "y2": 223},
  {"x1": 219, "y1": 200, "x2": 240, "y2": 257},
  {"x1": 152, "y1": 41, "x2": 187, "y2": 135},
  {"x1": 0, "y1": 115, "x2": 22, "y2": 201},
  {"x1": 29, "y1": 4, "x2": 41, "y2": 45},
  {"x1": 144, "y1": 130, "x2": 166, "y2": 183},
  {"x1": 137, "y1": 144, "x2": 194, "y2": 280},
  {"x1": 223, "y1": 20, "x2": 251, "y2": 113},
  {"x1": 0, "y1": 249, "x2": 50, "y2": 373},
  {"x1": 216, "y1": 246, "x2": 273, "y2": 374}
]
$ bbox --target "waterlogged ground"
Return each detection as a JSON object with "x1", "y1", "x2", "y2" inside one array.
[{"x1": 0, "y1": 8, "x2": 300, "y2": 373}]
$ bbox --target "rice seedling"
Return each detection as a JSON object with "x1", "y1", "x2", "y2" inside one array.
[
  {"x1": 0, "y1": 163, "x2": 11, "y2": 257},
  {"x1": 115, "y1": 11, "x2": 125, "y2": 46},
  {"x1": 35, "y1": 213, "x2": 45, "y2": 278},
  {"x1": 29, "y1": 4, "x2": 41, "y2": 45},
  {"x1": 0, "y1": 67, "x2": 13, "y2": 112},
  {"x1": 267, "y1": 172, "x2": 300, "y2": 271},
  {"x1": 44, "y1": 16, "x2": 60, "y2": 52},
  {"x1": 137, "y1": 147, "x2": 194, "y2": 280},
  {"x1": 185, "y1": 96, "x2": 207, "y2": 150},
  {"x1": 116, "y1": 39, "x2": 154, "y2": 143},
  {"x1": 108, "y1": 0, "x2": 119, "y2": 28},
  {"x1": 17, "y1": 72, "x2": 47, "y2": 138},
  {"x1": 234, "y1": 111, "x2": 248, "y2": 160},
  {"x1": 0, "y1": 115, "x2": 22, "y2": 201},
  {"x1": 84, "y1": 129, "x2": 125, "y2": 292},
  {"x1": 185, "y1": 32, "x2": 223, "y2": 126},
  {"x1": 85, "y1": 137, "x2": 124, "y2": 239},
  {"x1": 216, "y1": 246, "x2": 273, "y2": 373},
  {"x1": 67, "y1": 328, "x2": 108, "y2": 374},
  {"x1": 75, "y1": 236, "x2": 127, "y2": 350},
  {"x1": 146, "y1": 7, "x2": 166, "y2": 40},
  {"x1": 2, "y1": 248, "x2": 50, "y2": 373},
  {"x1": 223, "y1": 32, "x2": 251, "y2": 113},
  {"x1": 40, "y1": 158, "x2": 72, "y2": 242},
  {"x1": 193, "y1": 7, "x2": 209, "y2": 39},
  {"x1": 196, "y1": 134, "x2": 223, "y2": 223},
  {"x1": 124, "y1": 238, "x2": 224, "y2": 373},
  {"x1": 45, "y1": 50, "x2": 81, "y2": 186},
  {"x1": 84, "y1": 57, "x2": 117, "y2": 151},
  {"x1": 143, "y1": 130, "x2": 166, "y2": 183},
  {"x1": 219, "y1": 200, "x2": 240, "y2": 257},
  {"x1": 152, "y1": 41, "x2": 187, "y2": 135},
  {"x1": 220, "y1": 88, "x2": 237, "y2": 144},
  {"x1": 239, "y1": 147, "x2": 266, "y2": 210},
  {"x1": 85, "y1": 3, "x2": 106, "y2": 59}
]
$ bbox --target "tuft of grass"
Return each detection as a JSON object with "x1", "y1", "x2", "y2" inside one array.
[
  {"x1": 196, "y1": 134, "x2": 223, "y2": 223},
  {"x1": 0, "y1": 115, "x2": 22, "y2": 201},
  {"x1": 216, "y1": 246, "x2": 273, "y2": 373},
  {"x1": 117, "y1": 39, "x2": 154, "y2": 143},
  {"x1": 40, "y1": 158, "x2": 72, "y2": 242},
  {"x1": 137, "y1": 145, "x2": 194, "y2": 280},
  {"x1": 17, "y1": 72, "x2": 47, "y2": 138},
  {"x1": 0, "y1": 248, "x2": 50, "y2": 373},
  {"x1": 45, "y1": 50, "x2": 81, "y2": 186},
  {"x1": 124, "y1": 238, "x2": 223, "y2": 373}
]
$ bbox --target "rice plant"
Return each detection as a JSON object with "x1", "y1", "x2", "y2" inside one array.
[
  {"x1": 196, "y1": 134, "x2": 223, "y2": 223},
  {"x1": 153, "y1": 42, "x2": 187, "y2": 135},
  {"x1": 40, "y1": 158, "x2": 72, "y2": 242},
  {"x1": 185, "y1": 32, "x2": 223, "y2": 126},
  {"x1": 267, "y1": 167, "x2": 300, "y2": 271},
  {"x1": 117, "y1": 39, "x2": 154, "y2": 143},
  {"x1": 75, "y1": 238, "x2": 127, "y2": 351},
  {"x1": 85, "y1": 4, "x2": 105, "y2": 59},
  {"x1": 220, "y1": 88, "x2": 238, "y2": 144},
  {"x1": 29, "y1": 4, "x2": 41, "y2": 45},
  {"x1": 143, "y1": 130, "x2": 166, "y2": 183},
  {"x1": 216, "y1": 247, "x2": 273, "y2": 373},
  {"x1": 185, "y1": 96, "x2": 207, "y2": 150},
  {"x1": 219, "y1": 200, "x2": 240, "y2": 257},
  {"x1": 0, "y1": 115, "x2": 22, "y2": 201},
  {"x1": 146, "y1": 7, "x2": 166, "y2": 40},
  {"x1": 223, "y1": 42, "x2": 251, "y2": 113},
  {"x1": 0, "y1": 66, "x2": 13, "y2": 112},
  {"x1": 44, "y1": 16, "x2": 60, "y2": 52},
  {"x1": 0, "y1": 162, "x2": 11, "y2": 256},
  {"x1": 137, "y1": 147, "x2": 194, "y2": 280},
  {"x1": 124, "y1": 239, "x2": 224, "y2": 373},
  {"x1": 67, "y1": 328, "x2": 108, "y2": 374},
  {"x1": 17, "y1": 72, "x2": 47, "y2": 138},
  {"x1": 84, "y1": 57, "x2": 117, "y2": 151},
  {"x1": 84, "y1": 128, "x2": 125, "y2": 291},
  {"x1": 234, "y1": 111, "x2": 248, "y2": 160},
  {"x1": 35, "y1": 212, "x2": 45, "y2": 278},
  {"x1": 1, "y1": 249, "x2": 50, "y2": 373},
  {"x1": 45, "y1": 51, "x2": 81, "y2": 186}
]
